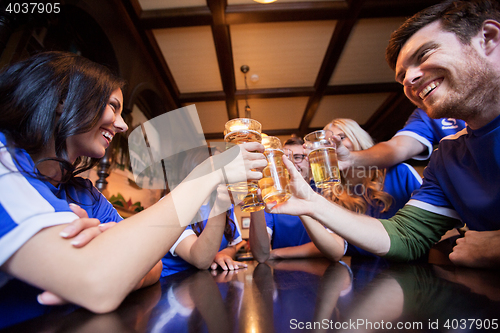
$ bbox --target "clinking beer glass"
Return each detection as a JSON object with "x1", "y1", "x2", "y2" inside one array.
[
  {"x1": 224, "y1": 118, "x2": 265, "y2": 212},
  {"x1": 258, "y1": 136, "x2": 292, "y2": 205},
  {"x1": 304, "y1": 130, "x2": 340, "y2": 188}
]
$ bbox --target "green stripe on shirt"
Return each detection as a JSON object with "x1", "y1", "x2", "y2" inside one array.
[{"x1": 379, "y1": 205, "x2": 462, "y2": 261}]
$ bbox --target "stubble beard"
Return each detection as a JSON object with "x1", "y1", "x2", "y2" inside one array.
[{"x1": 425, "y1": 46, "x2": 500, "y2": 122}]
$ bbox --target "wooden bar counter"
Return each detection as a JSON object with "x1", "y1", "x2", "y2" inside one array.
[{"x1": 1, "y1": 254, "x2": 499, "y2": 332}]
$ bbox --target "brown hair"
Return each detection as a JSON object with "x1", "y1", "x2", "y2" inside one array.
[
  {"x1": 284, "y1": 136, "x2": 304, "y2": 146},
  {"x1": 386, "y1": 0, "x2": 500, "y2": 70}
]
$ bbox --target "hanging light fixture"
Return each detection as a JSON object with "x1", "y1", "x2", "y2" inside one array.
[
  {"x1": 253, "y1": 0, "x2": 277, "y2": 3},
  {"x1": 240, "y1": 65, "x2": 252, "y2": 118}
]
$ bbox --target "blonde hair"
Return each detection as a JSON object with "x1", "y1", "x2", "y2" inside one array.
[{"x1": 322, "y1": 119, "x2": 393, "y2": 214}]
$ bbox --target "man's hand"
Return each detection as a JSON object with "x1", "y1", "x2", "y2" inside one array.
[
  {"x1": 449, "y1": 230, "x2": 500, "y2": 268},
  {"x1": 266, "y1": 155, "x2": 318, "y2": 216},
  {"x1": 328, "y1": 134, "x2": 353, "y2": 172}
]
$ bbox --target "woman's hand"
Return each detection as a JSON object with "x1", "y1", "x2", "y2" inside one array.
[
  {"x1": 59, "y1": 203, "x2": 117, "y2": 247},
  {"x1": 214, "y1": 142, "x2": 266, "y2": 185},
  {"x1": 210, "y1": 252, "x2": 248, "y2": 271}
]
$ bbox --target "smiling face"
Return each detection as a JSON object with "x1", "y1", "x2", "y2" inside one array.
[
  {"x1": 395, "y1": 21, "x2": 499, "y2": 124},
  {"x1": 283, "y1": 143, "x2": 310, "y2": 180},
  {"x1": 66, "y1": 88, "x2": 128, "y2": 162}
]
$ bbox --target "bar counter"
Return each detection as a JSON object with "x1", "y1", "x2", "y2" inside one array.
[{"x1": 1, "y1": 253, "x2": 499, "y2": 332}]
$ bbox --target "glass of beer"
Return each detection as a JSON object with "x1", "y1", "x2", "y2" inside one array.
[
  {"x1": 224, "y1": 118, "x2": 265, "y2": 212},
  {"x1": 258, "y1": 136, "x2": 292, "y2": 205},
  {"x1": 304, "y1": 130, "x2": 340, "y2": 188}
]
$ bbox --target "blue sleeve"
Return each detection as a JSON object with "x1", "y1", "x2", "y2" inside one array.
[
  {"x1": 0, "y1": 140, "x2": 78, "y2": 265},
  {"x1": 395, "y1": 109, "x2": 466, "y2": 160},
  {"x1": 67, "y1": 178, "x2": 123, "y2": 223},
  {"x1": 394, "y1": 109, "x2": 435, "y2": 160},
  {"x1": 374, "y1": 163, "x2": 422, "y2": 219},
  {"x1": 411, "y1": 159, "x2": 456, "y2": 211}
]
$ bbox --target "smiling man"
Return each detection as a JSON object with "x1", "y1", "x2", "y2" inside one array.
[{"x1": 268, "y1": 0, "x2": 500, "y2": 269}]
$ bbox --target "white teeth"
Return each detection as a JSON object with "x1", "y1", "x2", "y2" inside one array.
[
  {"x1": 101, "y1": 131, "x2": 113, "y2": 141},
  {"x1": 419, "y1": 81, "x2": 441, "y2": 99}
]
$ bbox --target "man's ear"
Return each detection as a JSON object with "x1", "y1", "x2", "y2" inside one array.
[{"x1": 481, "y1": 20, "x2": 500, "y2": 56}]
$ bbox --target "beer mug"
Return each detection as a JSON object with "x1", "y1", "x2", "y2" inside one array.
[
  {"x1": 258, "y1": 136, "x2": 292, "y2": 205},
  {"x1": 224, "y1": 118, "x2": 265, "y2": 212},
  {"x1": 304, "y1": 130, "x2": 340, "y2": 188}
]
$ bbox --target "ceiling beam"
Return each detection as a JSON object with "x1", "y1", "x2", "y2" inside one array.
[
  {"x1": 204, "y1": 128, "x2": 302, "y2": 141},
  {"x1": 298, "y1": 0, "x2": 365, "y2": 136},
  {"x1": 138, "y1": 0, "x2": 441, "y2": 29},
  {"x1": 179, "y1": 82, "x2": 400, "y2": 104},
  {"x1": 140, "y1": 6, "x2": 212, "y2": 29},
  {"x1": 225, "y1": 1, "x2": 349, "y2": 24},
  {"x1": 208, "y1": 0, "x2": 238, "y2": 120},
  {"x1": 121, "y1": 0, "x2": 181, "y2": 111},
  {"x1": 360, "y1": 0, "x2": 442, "y2": 18}
]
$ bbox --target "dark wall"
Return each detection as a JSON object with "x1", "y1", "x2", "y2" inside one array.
[{"x1": 0, "y1": 0, "x2": 177, "y2": 118}]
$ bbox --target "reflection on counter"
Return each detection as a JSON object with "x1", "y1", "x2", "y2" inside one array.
[{"x1": 2, "y1": 257, "x2": 499, "y2": 332}]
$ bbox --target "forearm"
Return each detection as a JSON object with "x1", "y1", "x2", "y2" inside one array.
[
  {"x1": 306, "y1": 193, "x2": 391, "y2": 256},
  {"x1": 218, "y1": 246, "x2": 237, "y2": 259},
  {"x1": 350, "y1": 136, "x2": 426, "y2": 169},
  {"x1": 134, "y1": 260, "x2": 163, "y2": 290},
  {"x1": 249, "y1": 210, "x2": 271, "y2": 263},
  {"x1": 300, "y1": 216, "x2": 345, "y2": 262},
  {"x1": 184, "y1": 215, "x2": 226, "y2": 269},
  {"x1": 3, "y1": 170, "x2": 223, "y2": 313},
  {"x1": 271, "y1": 242, "x2": 324, "y2": 259},
  {"x1": 380, "y1": 204, "x2": 461, "y2": 261}
]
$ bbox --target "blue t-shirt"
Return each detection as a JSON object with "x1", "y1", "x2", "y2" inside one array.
[
  {"x1": 365, "y1": 163, "x2": 422, "y2": 219},
  {"x1": 0, "y1": 132, "x2": 122, "y2": 266},
  {"x1": 394, "y1": 108, "x2": 466, "y2": 160},
  {"x1": 161, "y1": 205, "x2": 242, "y2": 277},
  {"x1": 265, "y1": 212, "x2": 312, "y2": 249},
  {"x1": 347, "y1": 163, "x2": 422, "y2": 256},
  {"x1": 408, "y1": 114, "x2": 500, "y2": 231}
]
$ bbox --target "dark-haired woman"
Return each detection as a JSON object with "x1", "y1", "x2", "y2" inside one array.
[{"x1": 0, "y1": 51, "x2": 266, "y2": 313}]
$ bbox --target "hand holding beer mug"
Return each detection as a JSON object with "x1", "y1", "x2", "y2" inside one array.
[
  {"x1": 258, "y1": 136, "x2": 292, "y2": 205},
  {"x1": 304, "y1": 130, "x2": 340, "y2": 188},
  {"x1": 224, "y1": 118, "x2": 265, "y2": 212}
]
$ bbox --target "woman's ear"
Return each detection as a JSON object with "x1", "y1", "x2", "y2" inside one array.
[{"x1": 481, "y1": 20, "x2": 500, "y2": 56}]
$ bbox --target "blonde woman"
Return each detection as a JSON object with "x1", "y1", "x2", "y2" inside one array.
[{"x1": 322, "y1": 119, "x2": 422, "y2": 256}]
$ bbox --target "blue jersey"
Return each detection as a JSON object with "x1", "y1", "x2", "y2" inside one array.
[
  {"x1": 347, "y1": 163, "x2": 422, "y2": 256},
  {"x1": 0, "y1": 133, "x2": 122, "y2": 266},
  {"x1": 265, "y1": 212, "x2": 312, "y2": 249},
  {"x1": 408, "y1": 114, "x2": 500, "y2": 231},
  {"x1": 366, "y1": 163, "x2": 422, "y2": 219},
  {"x1": 394, "y1": 108, "x2": 466, "y2": 160},
  {"x1": 161, "y1": 205, "x2": 242, "y2": 277}
]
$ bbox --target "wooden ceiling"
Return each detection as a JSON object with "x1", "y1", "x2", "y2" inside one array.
[{"x1": 121, "y1": 0, "x2": 441, "y2": 143}]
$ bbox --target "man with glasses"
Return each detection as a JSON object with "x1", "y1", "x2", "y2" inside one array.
[{"x1": 283, "y1": 137, "x2": 310, "y2": 182}]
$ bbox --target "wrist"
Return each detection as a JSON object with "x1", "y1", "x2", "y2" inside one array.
[{"x1": 307, "y1": 193, "x2": 328, "y2": 220}]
